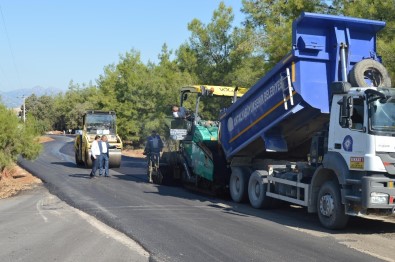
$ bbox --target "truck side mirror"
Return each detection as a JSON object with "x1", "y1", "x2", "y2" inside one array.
[{"x1": 338, "y1": 96, "x2": 353, "y2": 128}]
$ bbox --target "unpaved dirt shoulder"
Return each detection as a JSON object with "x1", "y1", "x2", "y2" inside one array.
[
  {"x1": 122, "y1": 148, "x2": 145, "y2": 158},
  {"x1": 0, "y1": 165, "x2": 42, "y2": 199}
]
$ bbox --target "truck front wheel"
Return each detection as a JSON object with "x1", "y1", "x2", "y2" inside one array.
[{"x1": 317, "y1": 181, "x2": 349, "y2": 229}]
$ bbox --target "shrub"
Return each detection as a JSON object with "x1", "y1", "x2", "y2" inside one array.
[{"x1": 0, "y1": 104, "x2": 42, "y2": 172}]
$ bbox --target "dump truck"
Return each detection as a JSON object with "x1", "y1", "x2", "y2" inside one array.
[
  {"x1": 164, "y1": 13, "x2": 395, "y2": 229},
  {"x1": 74, "y1": 110, "x2": 122, "y2": 168}
]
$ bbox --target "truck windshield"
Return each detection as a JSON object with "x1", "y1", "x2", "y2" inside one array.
[
  {"x1": 369, "y1": 98, "x2": 395, "y2": 133},
  {"x1": 86, "y1": 114, "x2": 116, "y2": 135}
]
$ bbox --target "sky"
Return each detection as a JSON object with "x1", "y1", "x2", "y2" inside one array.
[{"x1": 0, "y1": 0, "x2": 245, "y2": 93}]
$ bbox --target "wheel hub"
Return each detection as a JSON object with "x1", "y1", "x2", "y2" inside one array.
[
  {"x1": 319, "y1": 194, "x2": 334, "y2": 217},
  {"x1": 235, "y1": 177, "x2": 240, "y2": 192},
  {"x1": 364, "y1": 68, "x2": 382, "y2": 86},
  {"x1": 254, "y1": 182, "x2": 260, "y2": 197}
]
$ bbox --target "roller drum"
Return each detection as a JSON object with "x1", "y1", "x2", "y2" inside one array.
[{"x1": 109, "y1": 149, "x2": 122, "y2": 168}]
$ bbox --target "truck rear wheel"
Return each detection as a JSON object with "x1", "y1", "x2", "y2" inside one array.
[
  {"x1": 349, "y1": 59, "x2": 391, "y2": 87},
  {"x1": 317, "y1": 181, "x2": 349, "y2": 229},
  {"x1": 248, "y1": 171, "x2": 272, "y2": 209},
  {"x1": 230, "y1": 167, "x2": 249, "y2": 203}
]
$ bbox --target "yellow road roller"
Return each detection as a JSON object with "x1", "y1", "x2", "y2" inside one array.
[{"x1": 74, "y1": 110, "x2": 122, "y2": 168}]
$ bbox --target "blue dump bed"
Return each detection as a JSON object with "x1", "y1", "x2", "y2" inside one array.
[{"x1": 219, "y1": 12, "x2": 385, "y2": 159}]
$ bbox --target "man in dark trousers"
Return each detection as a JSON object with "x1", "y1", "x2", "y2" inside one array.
[
  {"x1": 90, "y1": 135, "x2": 101, "y2": 178},
  {"x1": 144, "y1": 130, "x2": 164, "y2": 182},
  {"x1": 99, "y1": 135, "x2": 110, "y2": 177}
]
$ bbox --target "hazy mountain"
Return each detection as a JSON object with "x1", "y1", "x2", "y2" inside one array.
[{"x1": 0, "y1": 86, "x2": 63, "y2": 108}]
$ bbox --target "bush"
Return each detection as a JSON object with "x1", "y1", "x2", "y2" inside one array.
[{"x1": 0, "y1": 104, "x2": 42, "y2": 172}]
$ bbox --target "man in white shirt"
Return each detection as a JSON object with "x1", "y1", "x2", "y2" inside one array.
[
  {"x1": 99, "y1": 135, "x2": 110, "y2": 177},
  {"x1": 89, "y1": 135, "x2": 101, "y2": 178}
]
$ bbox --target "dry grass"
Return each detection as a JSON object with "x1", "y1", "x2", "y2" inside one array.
[
  {"x1": 38, "y1": 136, "x2": 54, "y2": 143},
  {"x1": 122, "y1": 149, "x2": 145, "y2": 158},
  {"x1": 0, "y1": 165, "x2": 42, "y2": 199}
]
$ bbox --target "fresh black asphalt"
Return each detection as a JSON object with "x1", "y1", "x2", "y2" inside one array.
[{"x1": 18, "y1": 135, "x2": 386, "y2": 262}]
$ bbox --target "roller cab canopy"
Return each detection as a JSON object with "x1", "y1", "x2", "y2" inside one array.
[{"x1": 180, "y1": 85, "x2": 247, "y2": 97}]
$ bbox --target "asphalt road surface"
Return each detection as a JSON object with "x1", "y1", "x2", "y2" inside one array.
[
  {"x1": 0, "y1": 186, "x2": 149, "y2": 262},
  {"x1": 17, "y1": 135, "x2": 395, "y2": 262}
]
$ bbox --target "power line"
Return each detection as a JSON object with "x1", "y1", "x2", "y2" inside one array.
[
  {"x1": 0, "y1": 62, "x2": 12, "y2": 91},
  {"x1": 0, "y1": 4, "x2": 23, "y2": 89}
]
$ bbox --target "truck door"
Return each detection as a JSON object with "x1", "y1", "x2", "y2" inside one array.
[{"x1": 329, "y1": 96, "x2": 367, "y2": 170}]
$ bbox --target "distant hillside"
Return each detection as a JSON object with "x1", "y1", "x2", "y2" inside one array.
[{"x1": 0, "y1": 86, "x2": 63, "y2": 108}]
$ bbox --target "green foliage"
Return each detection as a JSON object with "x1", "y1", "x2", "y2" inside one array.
[
  {"x1": 241, "y1": 0, "x2": 395, "y2": 82},
  {"x1": 182, "y1": 2, "x2": 261, "y2": 87},
  {"x1": 20, "y1": 1, "x2": 395, "y2": 147},
  {"x1": 24, "y1": 94, "x2": 56, "y2": 132},
  {"x1": 378, "y1": 39, "x2": 395, "y2": 81},
  {"x1": 186, "y1": 2, "x2": 235, "y2": 84},
  {"x1": 334, "y1": 0, "x2": 395, "y2": 81},
  {"x1": 242, "y1": 0, "x2": 331, "y2": 70},
  {"x1": 0, "y1": 104, "x2": 42, "y2": 171},
  {"x1": 176, "y1": 2, "x2": 263, "y2": 120},
  {"x1": 53, "y1": 81, "x2": 98, "y2": 131},
  {"x1": 96, "y1": 48, "x2": 193, "y2": 143}
]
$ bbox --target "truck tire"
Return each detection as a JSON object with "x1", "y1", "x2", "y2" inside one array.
[
  {"x1": 230, "y1": 167, "x2": 249, "y2": 203},
  {"x1": 248, "y1": 170, "x2": 272, "y2": 209},
  {"x1": 317, "y1": 181, "x2": 349, "y2": 229},
  {"x1": 349, "y1": 59, "x2": 391, "y2": 87}
]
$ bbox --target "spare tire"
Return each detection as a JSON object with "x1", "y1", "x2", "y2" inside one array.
[{"x1": 349, "y1": 59, "x2": 391, "y2": 87}]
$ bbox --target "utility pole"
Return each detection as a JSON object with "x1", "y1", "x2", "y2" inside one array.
[
  {"x1": 23, "y1": 95, "x2": 26, "y2": 123},
  {"x1": 17, "y1": 95, "x2": 26, "y2": 123}
]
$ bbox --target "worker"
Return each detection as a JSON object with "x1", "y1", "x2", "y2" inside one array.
[
  {"x1": 144, "y1": 130, "x2": 164, "y2": 182},
  {"x1": 89, "y1": 135, "x2": 101, "y2": 179},
  {"x1": 172, "y1": 105, "x2": 188, "y2": 118},
  {"x1": 99, "y1": 135, "x2": 110, "y2": 177}
]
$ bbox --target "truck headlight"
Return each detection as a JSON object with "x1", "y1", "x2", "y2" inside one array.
[{"x1": 370, "y1": 192, "x2": 388, "y2": 204}]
